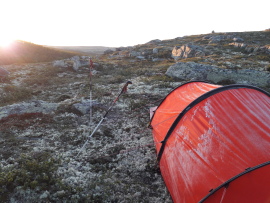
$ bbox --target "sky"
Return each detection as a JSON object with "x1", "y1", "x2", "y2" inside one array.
[{"x1": 0, "y1": 0, "x2": 269, "y2": 47}]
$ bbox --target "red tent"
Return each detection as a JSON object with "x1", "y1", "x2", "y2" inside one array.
[{"x1": 149, "y1": 81, "x2": 270, "y2": 203}]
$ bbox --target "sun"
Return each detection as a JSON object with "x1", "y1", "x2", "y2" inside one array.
[{"x1": 0, "y1": 38, "x2": 15, "y2": 48}]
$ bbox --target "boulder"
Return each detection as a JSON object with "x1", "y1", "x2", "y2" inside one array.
[
  {"x1": 229, "y1": 42, "x2": 270, "y2": 53},
  {"x1": 72, "y1": 59, "x2": 89, "y2": 71},
  {"x1": 104, "y1": 49, "x2": 114, "y2": 54},
  {"x1": 166, "y1": 62, "x2": 212, "y2": 80},
  {"x1": 152, "y1": 58, "x2": 165, "y2": 62},
  {"x1": 0, "y1": 100, "x2": 59, "y2": 120},
  {"x1": 207, "y1": 68, "x2": 270, "y2": 86},
  {"x1": 230, "y1": 42, "x2": 247, "y2": 48},
  {"x1": 53, "y1": 57, "x2": 89, "y2": 71},
  {"x1": 136, "y1": 56, "x2": 145, "y2": 60},
  {"x1": 171, "y1": 44, "x2": 206, "y2": 60},
  {"x1": 208, "y1": 35, "x2": 234, "y2": 43},
  {"x1": 153, "y1": 48, "x2": 159, "y2": 54},
  {"x1": 0, "y1": 99, "x2": 98, "y2": 120},
  {"x1": 166, "y1": 62, "x2": 270, "y2": 87},
  {"x1": 72, "y1": 99, "x2": 98, "y2": 115},
  {"x1": 233, "y1": 37, "x2": 244, "y2": 42},
  {"x1": 130, "y1": 51, "x2": 141, "y2": 57},
  {"x1": 53, "y1": 60, "x2": 68, "y2": 68}
]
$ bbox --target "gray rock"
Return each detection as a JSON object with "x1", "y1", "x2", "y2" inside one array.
[
  {"x1": 233, "y1": 37, "x2": 244, "y2": 42},
  {"x1": 207, "y1": 68, "x2": 270, "y2": 86},
  {"x1": 153, "y1": 48, "x2": 159, "y2": 54},
  {"x1": 53, "y1": 60, "x2": 68, "y2": 68},
  {"x1": 202, "y1": 35, "x2": 212, "y2": 40},
  {"x1": 166, "y1": 62, "x2": 213, "y2": 80},
  {"x1": 130, "y1": 51, "x2": 141, "y2": 57},
  {"x1": 229, "y1": 42, "x2": 270, "y2": 53},
  {"x1": 53, "y1": 57, "x2": 90, "y2": 71},
  {"x1": 136, "y1": 56, "x2": 145, "y2": 60},
  {"x1": 103, "y1": 49, "x2": 114, "y2": 54},
  {"x1": 0, "y1": 100, "x2": 59, "y2": 120},
  {"x1": 166, "y1": 62, "x2": 270, "y2": 87},
  {"x1": 147, "y1": 39, "x2": 162, "y2": 44},
  {"x1": 0, "y1": 98, "x2": 99, "y2": 120},
  {"x1": 72, "y1": 59, "x2": 89, "y2": 71},
  {"x1": 39, "y1": 191, "x2": 50, "y2": 199},
  {"x1": 141, "y1": 49, "x2": 152, "y2": 56},
  {"x1": 72, "y1": 99, "x2": 98, "y2": 115},
  {"x1": 208, "y1": 35, "x2": 234, "y2": 43},
  {"x1": 152, "y1": 58, "x2": 165, "y2": 62}
]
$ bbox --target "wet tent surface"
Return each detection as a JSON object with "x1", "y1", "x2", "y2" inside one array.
[
  {"x1": 150, "y1": 82, "x2": 270, "y2": 203},
  {"x1": 150, "y1": 82, "x2": 221, "y2": 153}
]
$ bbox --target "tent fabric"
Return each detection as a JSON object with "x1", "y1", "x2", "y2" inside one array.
[
  {"x1": 150, "y1": 82, "x2": 270, "y2": 203},
  {"x1": 200, "y1": 162, "x2": 270, "y2": 203},
  {"x1": 150, "y1": 81, "x2": 221, "y2": 154}
]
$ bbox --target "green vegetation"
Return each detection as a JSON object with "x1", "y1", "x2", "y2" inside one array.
[
  {"x1": 0, "y1": 85, "x2": 32, "y2": 106},
  {"x1": 0, "y1": 152, "x2": 60, "y2": 202},
  {"x1": 23, "y1": 65, "x2": 68, "y2": 86}
]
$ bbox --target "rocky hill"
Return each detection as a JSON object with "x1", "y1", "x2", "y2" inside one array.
[
  {"x1": 102, "y1": 30, "x2": 270, "y2": 89},
  {"x1": 0, "y1": 30, "x2": 269, "y2": 202}
]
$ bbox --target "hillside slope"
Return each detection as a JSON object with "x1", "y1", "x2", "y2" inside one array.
[{"x1": 0, "y1": 41, "x2": 78, "y2": 65}]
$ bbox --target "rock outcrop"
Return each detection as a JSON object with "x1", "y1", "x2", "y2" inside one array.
[
  {"x1": 166, "y1": 62, "x2": 212, "y2": 80},
  {"x1": 53, "y1": 56, "x2": 90, "y2": 71},
  {"x1": 166, "y1": 62, "x2": 270, "y2": 87},
  {"x1": 229, "y1": 42, "x2": 270, "y2": 53},
  {"x1": 171, "y1": 44, "x2": 206, "y2": 60},
  {"x1": 202, "y1": 34, "x2": 235, "y2": 43},
  {"x1": 0, "y1": 99, "x2": 97, "y2": 120},
  {"x1": 103, "y1": 49, "x2": 114, "y2": 54},
  {"x1": 0, "y1": 100, "x2": 59, "y2": 120}
]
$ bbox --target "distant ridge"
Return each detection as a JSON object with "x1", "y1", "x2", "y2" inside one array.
[
  {"x1": 48, "y1": 46, "x2": 116, "y2": 55},
  {"x1": 0, "y1": 41, "x2": 77, "y2": 65}
]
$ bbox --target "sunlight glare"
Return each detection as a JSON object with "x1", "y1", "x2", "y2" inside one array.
[{"x1": 0, "y1": 38, "x2": 15, "y2": 48}]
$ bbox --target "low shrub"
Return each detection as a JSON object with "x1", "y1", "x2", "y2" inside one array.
[
  {"x1": 0, "y1": 85, "x2": 32, "y2": 106},
  {"x1": 0, "y1": 152, "x2": 60, "y2": 202}
]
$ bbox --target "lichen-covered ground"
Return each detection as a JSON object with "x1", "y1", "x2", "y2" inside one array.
[{"x1": 0, "y1": 60, "x2": 176, "y2": 202}]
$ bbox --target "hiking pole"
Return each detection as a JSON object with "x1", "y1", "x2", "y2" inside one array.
[
  {"x1": 89, "y1": 58, "x2": 94, "y2": 127},
  {"x1": 76, "y1": 81, "x2": 132, "y2": 158}
]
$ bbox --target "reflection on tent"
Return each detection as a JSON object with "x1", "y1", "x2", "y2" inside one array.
[{"x1": 149, "y1": 81, "x2": 270, "y2": 203}]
